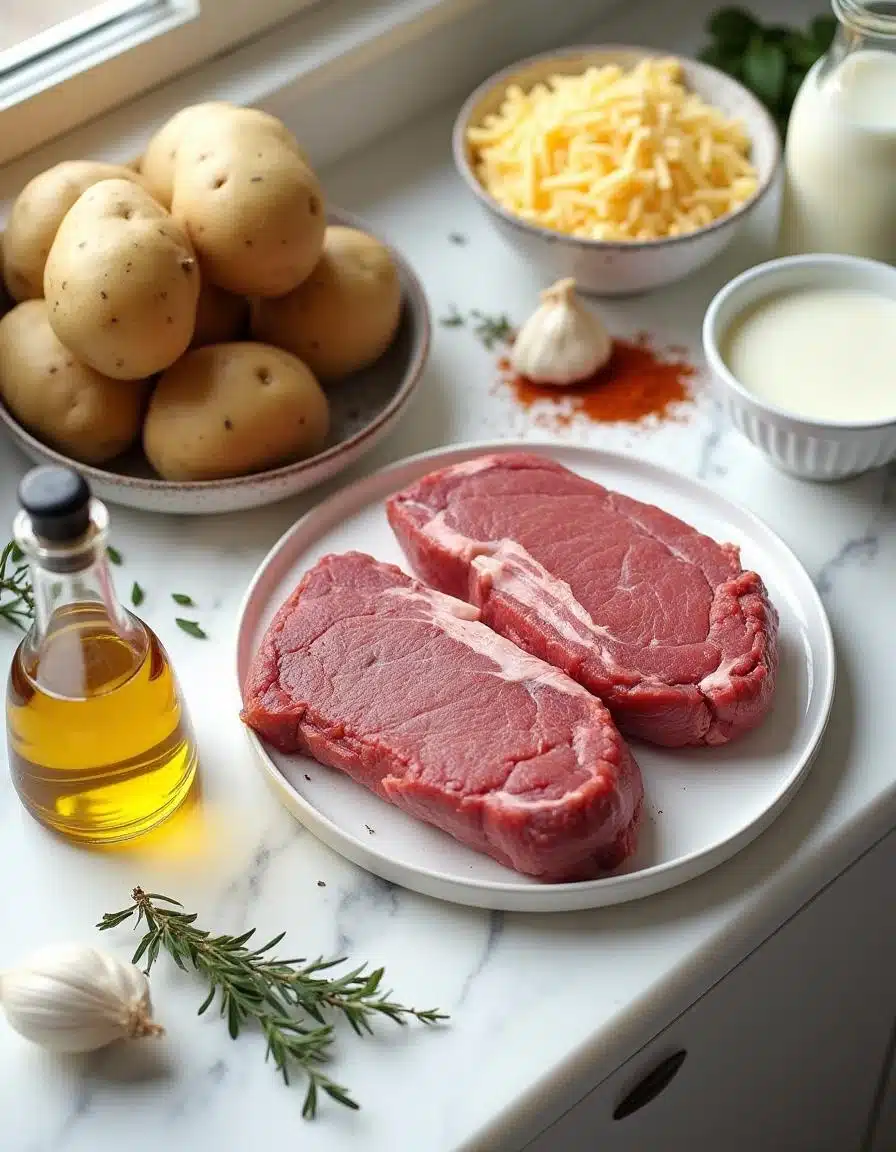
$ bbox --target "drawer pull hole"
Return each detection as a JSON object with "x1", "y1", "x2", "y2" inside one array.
[{"x1": 613, "y1": 1049, "x2": 688, "y2": 1121}]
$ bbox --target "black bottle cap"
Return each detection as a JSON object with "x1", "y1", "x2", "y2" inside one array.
[{"x1": 18, "y1": 466, "x2": 92, "y2": 543}]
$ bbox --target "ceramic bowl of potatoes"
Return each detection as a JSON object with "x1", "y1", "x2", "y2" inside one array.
[
  {"x1": 0, "y1": 105, "x2": 430, "y2": 514},
  {"x1": 453, "y1": 46, "x2": 781, "y2": 296}
]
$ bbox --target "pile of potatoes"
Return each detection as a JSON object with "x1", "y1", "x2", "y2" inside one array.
[{"x1": 0, "y1": 103, "x2": 403, "y2": 482}]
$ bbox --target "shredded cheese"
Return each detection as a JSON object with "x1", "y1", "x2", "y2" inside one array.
[{"x1": 466, "y1": 57, "x2": 759, "y2": 242}]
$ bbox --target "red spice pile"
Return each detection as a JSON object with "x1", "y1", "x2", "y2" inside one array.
[{"x1": 498, "y1": 333, "x2": 695, "y2": 428}]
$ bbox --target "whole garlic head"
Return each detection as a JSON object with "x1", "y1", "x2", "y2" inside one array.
[
  {"x1": 0, "y1": 943, "x2": 163, "y2": 1053},
  {"x1": 510, "y1": 277, "x2": 612, "y2": 386}
]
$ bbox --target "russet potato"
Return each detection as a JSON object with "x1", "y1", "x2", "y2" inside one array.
[
  {"x1": 172, "y1": 117, "x2": 324, "y2": 297},
  {"x1": 3, "y1": 161, "x2": 147, "y2": 302},
  {"x1": 143, "y1": 342, "x2": 329, "y2": 481},
  {"x1": 251, "y1": 226, "x2": 402, "y2": 382},
  {"x1": 140, "y1": 102, "x2": 239, "y2": 208},
  {"x1": 44, "y1": 178, "x2": 199, "y2": 380},
  {"x1": 0, "y1": 300, "x2": 146, "y2": 464}
]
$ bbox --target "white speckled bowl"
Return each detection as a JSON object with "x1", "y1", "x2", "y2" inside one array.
[
  {"x1": 452, "y1": 45, "x2": 780, "y2": 296},
  {"x1": 0, "y1": 209, "x2": 431, "y2": 515},
  {"x1": 703, "y1": 254, "x2": 896, "y2": 480}
]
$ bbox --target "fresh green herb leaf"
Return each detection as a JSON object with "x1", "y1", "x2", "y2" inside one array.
[
  {"x1": 762, "y1": 24, "x2": 793, "y2": 44},
  {"x1": 810, "y1": 14, "x2": 837, "y2": 52},
  {"x1": 742, "y1": 35, "x2": 787, "y2": 106},
  {"x1": 107, "y1": 545, "x2": 123, "y2": 565},
  {"x1": 783, "y1": 30, "x2": 822, "y2": 72},
  {"x1": 98, "y1": 887, "x2": 447, "y2": 1119},
  {"x1": 439, "y1": 306, "x2": 465, "y2": 328},
  {"x1": 131, "y1": 582, "x2": 145, "y2": 607},
  {"x1": 784, "y1": 69, "x2": 805, "y2": 109},
  {"x1": 176, "y1": 618, "x2": 207, "y2": 639},
  {"x1": 0, "y1": 540, "x2": 34, "y2": 630},
  {"x1": 470, "y1": 309, "x2": 514, "y2": 351},
  {"x1": 698, "y1": 42, "x2": 743, "y2": 77},
  {"x1": 703, "y1": 10, "x2": 836, "y2": 132},
  {"x1": 707, "y1": 6, "x2": 758, "y2": 52},
  {"x1": 171, "y1": 592, "x2": 194, "y2": 606}
]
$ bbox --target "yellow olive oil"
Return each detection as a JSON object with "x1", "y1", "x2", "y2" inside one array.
[
  {"x1": 7, "y1": 604, "x2": 197, "y2": 843},
  {"x1": 5, "y1": 466, "x2": 199, "y2": 844}
]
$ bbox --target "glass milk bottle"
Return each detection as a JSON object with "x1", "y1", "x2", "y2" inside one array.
[
  {"x1": 779, "y1": 0, "x2": 896, "y2": 261},
  {"x1": 6, "y1": 466, "x2": 198, "y2": 843}
]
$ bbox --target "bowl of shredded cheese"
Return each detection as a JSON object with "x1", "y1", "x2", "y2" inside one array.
[{"x1": 453, "y1": 47, "x2": 780, "y2": 296}]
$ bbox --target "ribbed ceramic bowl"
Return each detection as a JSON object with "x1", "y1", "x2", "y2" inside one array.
[
  {"x1": 703, "y1": 254, "x2": 896, "y2": 480},
  {"x1": 0, "y1": 208, "x2": 430, "y2": 515},
  {"x1": 452, "y1": 45, "x2": 781, "y2": 296}
]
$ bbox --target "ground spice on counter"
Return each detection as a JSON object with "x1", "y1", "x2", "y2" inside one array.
[{"x1": 498, "y1": 332, "x2": 695, "y2": 426}]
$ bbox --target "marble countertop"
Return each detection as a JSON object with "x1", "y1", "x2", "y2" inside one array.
[{"x1": 1, "y1": 3, "x2": 895, "y2": 1150}]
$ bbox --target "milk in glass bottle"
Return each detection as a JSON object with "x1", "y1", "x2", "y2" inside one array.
[{"x1": 779, "y1": 0, "x2": 896, "y2": 261}]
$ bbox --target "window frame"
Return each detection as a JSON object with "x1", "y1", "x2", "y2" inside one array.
[{"x1": 0, "y1": 0, "x2": 318, "y2": 167}]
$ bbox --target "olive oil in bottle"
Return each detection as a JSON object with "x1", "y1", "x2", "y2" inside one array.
[{"x1": 6, "y1": 466, "x2": 198, "y2": 844}]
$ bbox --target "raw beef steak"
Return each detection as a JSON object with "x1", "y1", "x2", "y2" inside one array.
[
  {"x1": 387, "y1": 453, "x2": 778, "y2": 747},
  {"x1": 241, "y1": 552, "x2": 643, "y2": 881}
]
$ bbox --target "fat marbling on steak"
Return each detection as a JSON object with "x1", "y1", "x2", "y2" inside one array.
[
  {"x1": 241, "y1": 551, "x2": 643, "y2": 881},
  {"x1": 387, "y1": 453, "x2": 778, "y2": 748}
]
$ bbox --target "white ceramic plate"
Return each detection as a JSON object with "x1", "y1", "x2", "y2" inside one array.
[
  {"x1": 0, "y1": 209, "x2": 430, "y2": 515},
  {"x1": 235, "y1": 441, "x2": 835, "y2": 912}
]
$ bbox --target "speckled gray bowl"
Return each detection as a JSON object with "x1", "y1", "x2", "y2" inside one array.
[
  {"x1": 0, "y1": 209, "x2": 431, "y2": 515},
  {"x1": 453, "y1": 45, "x2": 781, "y2": 296}
]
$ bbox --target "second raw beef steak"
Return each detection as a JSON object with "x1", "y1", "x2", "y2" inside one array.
[{"x1": 387, "y1": 453, "x2": 778, "y2": 747}]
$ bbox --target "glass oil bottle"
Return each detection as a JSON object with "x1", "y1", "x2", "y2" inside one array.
[{"x1": 6, "y1": 466, "x2": 198, "y2": 844}]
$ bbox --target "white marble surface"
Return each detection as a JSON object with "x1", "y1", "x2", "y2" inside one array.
[{"x1": 2, "y1": 2, "x2": 895, "y2": 1150}]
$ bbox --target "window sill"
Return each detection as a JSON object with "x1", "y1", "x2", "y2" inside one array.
[{"x1": 0, "y1": 0, "x2": 607, "y2": 211}]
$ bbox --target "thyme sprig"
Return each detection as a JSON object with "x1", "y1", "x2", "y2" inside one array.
[
  {"x1": 98, "y1": 887, "x2": 447, "y2": 1119},
  {"x1": 0, "y1": 541, "x2": 34, "y2": 629}
]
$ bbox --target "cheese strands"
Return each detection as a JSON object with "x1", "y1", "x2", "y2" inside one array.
[{"x1": 467, "y1": 57, "x2": 758, "y2": 242}]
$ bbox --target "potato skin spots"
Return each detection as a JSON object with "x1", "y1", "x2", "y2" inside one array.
[
  {"x1": 43, "y1": 178, "x2": 199, "y2": 380},
  {"x1": 0, "y1": 300, "x2": 146, "y2": 464},
  {"x1": 143, "y1": 343, "x2": 330, "y2": 481}
]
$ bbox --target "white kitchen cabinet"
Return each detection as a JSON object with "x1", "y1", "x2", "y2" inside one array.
[{"x1": 524, "y1": 831, "x2": 896, "y2": 1152}]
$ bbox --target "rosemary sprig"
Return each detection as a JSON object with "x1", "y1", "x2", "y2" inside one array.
[
  {"x1": 0, "y1": 541, "x2": 34, "y2": 629},
  {"x1": 98, "y1": 887, "x2": 447, "y2": 1119}
]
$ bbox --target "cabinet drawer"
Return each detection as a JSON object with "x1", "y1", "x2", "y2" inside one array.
[{"x1": 524, "y1": 832, "x2": 896, "y2": 1152}]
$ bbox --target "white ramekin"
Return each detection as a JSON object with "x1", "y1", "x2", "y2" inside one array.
[{"x1": 703, "y1": 254, "x2": 896, "y2": 480}]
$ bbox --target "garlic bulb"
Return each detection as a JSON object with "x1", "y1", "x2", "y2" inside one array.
[
  {"x1": 510, "y1": 277, "x2": 612, "y2": 386},
  {"x1": 0, "y1": 943, "x2": 163, "y2": 1053}
]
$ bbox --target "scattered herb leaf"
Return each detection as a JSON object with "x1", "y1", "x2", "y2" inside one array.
[
  {"x1": 131, "y1": 581, "x2": 145, "y2": 607},
  {"x1": 439, "y1": 306, "x2": 465, "y2": 328},
  {"x1": 0, "y1": 540, "x2": 34, "y2": 630},
  {"x1": 470, "y1": 309, "x2": 514, "y2": 351},
  {"x1": 176, "y1": 617, "x2": 207, "y2": 639},
  {"x1": 171, "y1": 592, "x2": 194, "y2": 606},
  {"x1": 98, "y1": 887, "x2": 447, "y2": 1119},
  {"x1": 107, "y1": 545, "x2": 123, "y2": 565}
]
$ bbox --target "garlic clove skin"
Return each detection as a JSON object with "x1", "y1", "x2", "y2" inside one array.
[
  {"x1": 0, "y1": 943, "x2": 162, "y2": 1053},
  {"x1": 510, "y1": 277, "x2": 613, "y2": 386}
]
